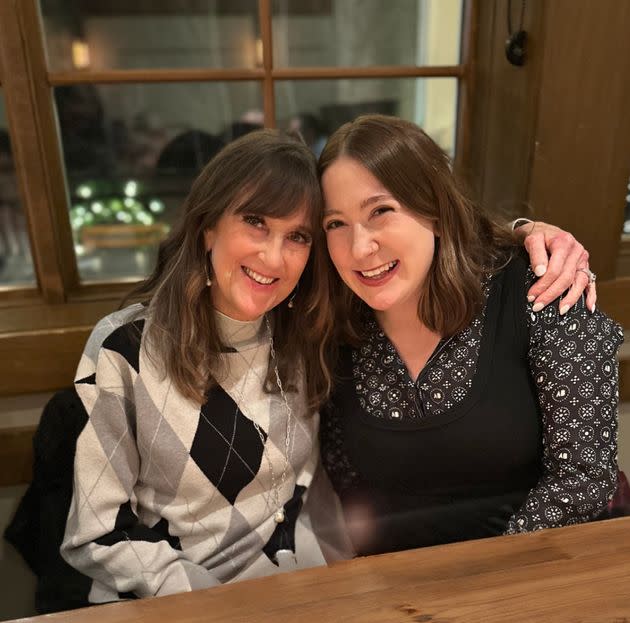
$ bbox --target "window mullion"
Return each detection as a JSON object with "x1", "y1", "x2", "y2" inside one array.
[{"x1": 259, "y1": 0, "x2": 276, "y2": 127}]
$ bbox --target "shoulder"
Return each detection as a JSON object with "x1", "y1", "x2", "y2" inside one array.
[
  {"x1": 493, "y1": 250, "x2": 532, "y2": 285},
  {"x1": 81, "y1": 304, "x2": 147, "y2": 373}
]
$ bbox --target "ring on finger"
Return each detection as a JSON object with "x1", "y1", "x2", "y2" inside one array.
[{"x1": 577, "y1": 267, "x2": 596, "y2": 284}]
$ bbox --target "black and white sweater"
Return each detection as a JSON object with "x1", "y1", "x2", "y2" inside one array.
[{"x1": 61, "y1": 305, "x2": 325, "y2": 603}]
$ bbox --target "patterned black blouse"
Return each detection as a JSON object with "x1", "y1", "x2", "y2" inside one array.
[{"x1": 321, "y1": 255, "x2": 623, "y2": 555}]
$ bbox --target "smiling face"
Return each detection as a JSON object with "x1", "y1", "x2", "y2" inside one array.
[
  {"x1": 204, "y1": 205, "x2": 312, "y2": 321},
  {"x1": 321, "y1": 156, "x2": 436, "y2": 320}
]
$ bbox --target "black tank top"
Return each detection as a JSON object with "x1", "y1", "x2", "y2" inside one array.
[{"x1": 321, "y1": 257, "x2": 543, "y2": 555}]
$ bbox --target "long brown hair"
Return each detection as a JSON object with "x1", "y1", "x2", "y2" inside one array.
[
  {"x1": 126, "y1": 129, "x2": 334, "y2": 412},
  {"x1": 318, "y1": 114, "x2": 517, "y2": 341}
]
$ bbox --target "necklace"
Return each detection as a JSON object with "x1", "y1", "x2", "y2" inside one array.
[
  {"x1": 262, "y1": 315, "x2": 293, "y2": 523},
  {"x1": 219, "y1": 315, "x2": 293, "y2": 524}
]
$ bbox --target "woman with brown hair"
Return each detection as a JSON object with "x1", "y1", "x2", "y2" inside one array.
[
  {"x1": 60, "y1": 129, "x2": 334, "y2": 604},
  {"x1": 318, "y1": 114, "x2": 622, "y2": 556}
]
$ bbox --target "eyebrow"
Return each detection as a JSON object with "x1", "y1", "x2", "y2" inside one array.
[{"x1": 324, "y1": 193, "x2": 395, "y2": 217}]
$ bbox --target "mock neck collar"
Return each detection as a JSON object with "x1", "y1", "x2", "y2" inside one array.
[{"x1": 215, "y1": 310, "x2": 265, "y2": 351}]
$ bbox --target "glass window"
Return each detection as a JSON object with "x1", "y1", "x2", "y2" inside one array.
[
  {"x1": 39, "y1": 1, "x2": 260, "y2": 71},
  {"x1": 616, "y1": 171, "x2": 630, "y2": 277},
  {"x1": 55, "y1": 81, "x2": 263, "y2": 282},
  {"x1": 276, "y1": 77, "x2": 458, "y2": 156},
  {"x1": 0, "y1": 92, "x2": 35, "y2": 288},
  {"x1": 272, "y1": 0, "x2": 463, "y2": 67}
]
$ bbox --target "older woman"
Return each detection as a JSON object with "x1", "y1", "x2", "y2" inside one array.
[{"x1": 61, "y1": 130, "x2": 335, "y2": 603}]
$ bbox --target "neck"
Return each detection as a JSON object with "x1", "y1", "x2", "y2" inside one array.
[
  {"x1": 374, "y1": 299, "x2": 442, "y2": 381},
  {"x1": 375, "y1": 297, "x2": 425, "y2": 341},
  {"x1": 214, "y1": 309, "x2": 264, "y2": 350}
]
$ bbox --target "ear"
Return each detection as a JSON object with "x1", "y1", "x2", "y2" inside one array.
[{"x1": 203, "y1": 228, "x2": 214, "y2": 252}]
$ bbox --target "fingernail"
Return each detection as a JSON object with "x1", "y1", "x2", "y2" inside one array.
[
  {"x1": 560, "y1": 305, "x2": 569, "y2": 315},
  {"x1": 534, "y1": 265, "x2": 547, "y2": 277},
  {"x1": 532, "y1": 302, "x2": 544, "y2": 312},
  {"x1": 590, "y1": 304, "x2": 596, "y2": 313},
  {"x1": 527, "y1": 295, "x2": 535, "y2": 303}
]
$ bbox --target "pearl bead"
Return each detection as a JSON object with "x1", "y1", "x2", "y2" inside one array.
[{"x1": 274, "y1": 509, "x2": 285, "y2": 523}]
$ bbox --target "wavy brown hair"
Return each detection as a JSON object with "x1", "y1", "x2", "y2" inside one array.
[
  {"x1": 125, "y1": 129, "x2": 335, "y2": 412},
  {"x1": 318, "y1": 114, "x2": 517, "y2": 342}
]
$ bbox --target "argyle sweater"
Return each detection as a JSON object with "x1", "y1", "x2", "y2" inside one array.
[{"x1": 61, "y1": 305, "x2": 325, "y2": 604}]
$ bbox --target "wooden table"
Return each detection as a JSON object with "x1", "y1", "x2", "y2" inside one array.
[{"x1": 14, "y1": 517, "x2": 630, "y2": 623}]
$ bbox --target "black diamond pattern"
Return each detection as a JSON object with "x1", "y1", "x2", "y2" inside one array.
[
  {"x1": 102, "y1": 320, "x2": 145, "y2": 373},
  {"x1": 191, "y1": 385, "x2": 266, "y2": 505}
]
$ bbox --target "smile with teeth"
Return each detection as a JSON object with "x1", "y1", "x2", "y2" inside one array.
[
  {"x1": 359, "y1": 260, "x2": 398, "y2": 279},
  {"x1": 243, "y1": 266, "x2": 277, "y2": 285}
]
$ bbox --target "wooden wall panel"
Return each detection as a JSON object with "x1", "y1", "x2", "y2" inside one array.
[
  {"x1": 466, "y1": 0, "x2": 546, "y2": 219},
  {"x1": 528, "y1": 0, "x2": 630, "y2": 284},
  {"x1": 0, "y1": 327, "x2": 90, "y2": 395}
]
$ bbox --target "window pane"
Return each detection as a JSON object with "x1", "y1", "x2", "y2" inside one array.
[
  {"x1": 616, "y1": 171, "x2": 630, "y2": 277},
  {"x1": 0, "y1": 92, "x2": 36, "y2": 289},
  {"x1": 55, "y1": 82, "x2": 263, "y2": 283},
  {"x1": 277, "y1": 78, "x2": 458, "y2": 156},
  {"x1": 272, "y1": 0, "x2": 463, "y2": 68},
  {"x1": 40, "y1": 1, "x2": 260, "y2": 71}
]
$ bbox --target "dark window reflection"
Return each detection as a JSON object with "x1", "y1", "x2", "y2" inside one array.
[
  {"x1": 0, "y1": 126, "x2": 35, "y2": 287},
  {"x1": 276, "y1": 78, "x2": 458, "y2": 157},
  {"x1": 54, "y1": 82, "x2": 262, "y2": 282}
]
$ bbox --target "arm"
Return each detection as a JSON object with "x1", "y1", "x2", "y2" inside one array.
[
  {"x1": 61, "y1": 320, "x2": 220, "y2": 599},
  {"x1": 513, "y1": 220, "x2": 596, "y2": 314},
  {"x1": 505, "y1": 279, "x2": 623, "y2": 534}
]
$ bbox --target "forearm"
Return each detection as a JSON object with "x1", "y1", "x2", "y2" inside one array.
[{"x1": 506, "y1": 297, "x2": 622, "y2": 533}]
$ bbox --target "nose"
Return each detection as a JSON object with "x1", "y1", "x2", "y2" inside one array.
[
  {"x1": 351, "y1": 224, "x2": 378, "y2": 260},
  {"x1": 258, "y1": 235, "x2": 284, "y2": 271}
]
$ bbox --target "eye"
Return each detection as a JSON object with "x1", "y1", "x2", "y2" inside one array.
[
  {"x1": 288, "y1": 230, "x2": 312, "y2": 245},
  {"x1": 372, "y1": 206, "x2": 394, "y2": 218},
  {"x1": 324, "y1": 219, "x2": 344, "y2": 231},
  {"x1": 243, "y1": 214, "x2": 265, "y2": 228}
]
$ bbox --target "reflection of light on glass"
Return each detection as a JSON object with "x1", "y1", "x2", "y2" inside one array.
[
  {"x1": 76, "y1": 184, "x2": 92, "y2": 199},
  {"x1": 124, "y1": 180, "x2": 138, "y2": 197},
  {"x1": 72, "y1": 40, "x2": 91, "y2": 69},
  {"x1": 149, "y1": 199, "x2": 165, "y2": 214},
  {"x1": 116, "y1": 211, "x2": 133, "y2": 224},
  {"x1": 137, "y1": 212, "x2": 154, "y2": 225},
  {"x1": 255, "y1": 37, "x2": 263, "y2": 67}
]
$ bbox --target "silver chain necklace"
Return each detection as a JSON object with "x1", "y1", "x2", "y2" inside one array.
[
  {"x1": 262, "y1": 315, "x2": 293, "y2": 523},
  {"x1": 212, "y1": 315, "x2": 293, "y2": 524}
]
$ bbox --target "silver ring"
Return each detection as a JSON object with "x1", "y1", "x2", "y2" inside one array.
[{"x1": 577, "y1": 267, "x2": 596, "y2": 284}]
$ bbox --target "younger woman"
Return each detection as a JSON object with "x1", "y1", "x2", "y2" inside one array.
[{"x1": 318, "y1": 115, "x2": 622, "y2": 556}]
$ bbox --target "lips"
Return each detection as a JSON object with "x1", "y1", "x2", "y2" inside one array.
[
  {"x1": 354, "y1": 260, "x2": 399, "y2": 286},
  {"x1": 359, "y1": 260, "x2": 398, "y2": 278},
  {"x1": 242, "y1": 266, "x2": 278, "y2": 286}
]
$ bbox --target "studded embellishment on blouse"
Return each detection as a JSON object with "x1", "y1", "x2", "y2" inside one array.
[{"x1": 351, "y1": 279, "x2": 492, "y2": 421}]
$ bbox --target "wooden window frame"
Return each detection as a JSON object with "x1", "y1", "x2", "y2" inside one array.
[{"x1": 0, "y1": 0, "x2": 474, "y2": 395}]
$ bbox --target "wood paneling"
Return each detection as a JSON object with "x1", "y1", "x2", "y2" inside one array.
[
  {"x1": 259, "y1": 0, "x2": 275, "y2": 128},
  {"x1": 0, "y1": 327, "x2": 91, "y2": 395},
  {"x1": 0, "y1": 3, "x2": 66, "y2": 302},
  {"x1": 528, "y1": 1, "x2": 630, "y2": 284},
  {"x1": 465, "y1": 0, "x2": 546, "y2": 217},
  {"x1": 49, "y1": 68, "x2": 265, "y2": 84}
]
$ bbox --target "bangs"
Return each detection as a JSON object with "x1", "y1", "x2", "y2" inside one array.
[{"x1": 231, "y1": 164, "x2": 322, "y2": 231}]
